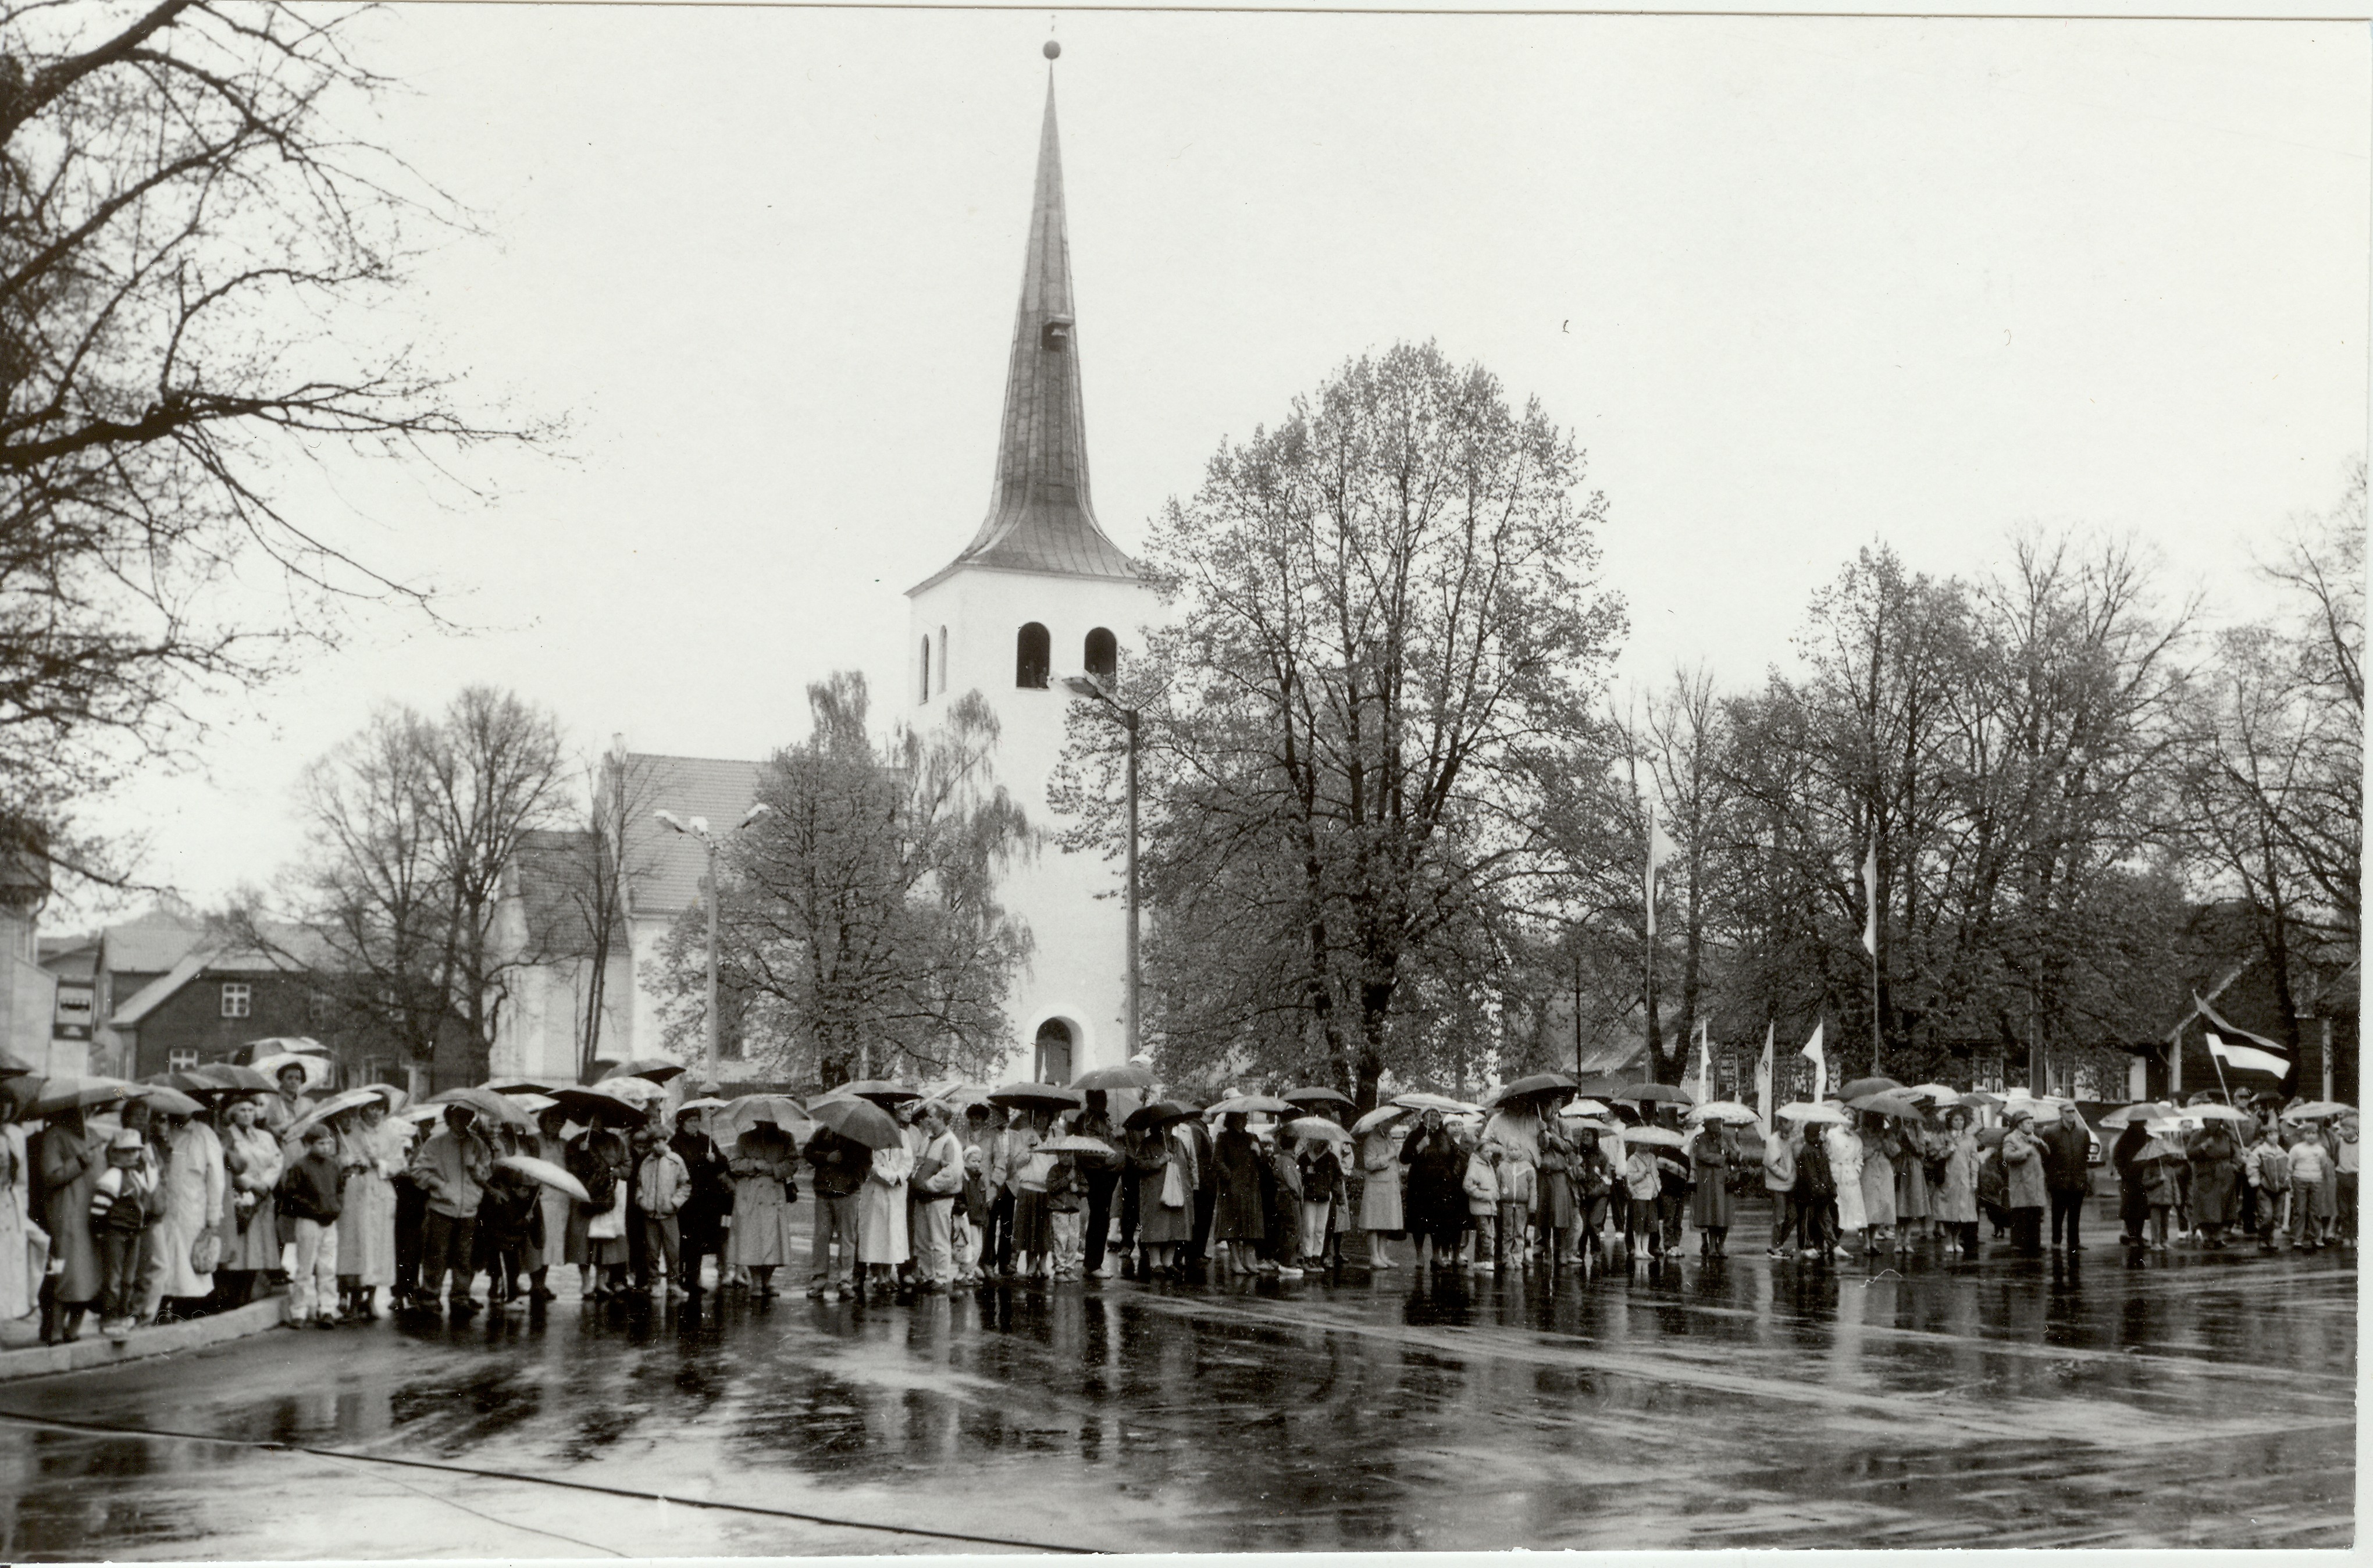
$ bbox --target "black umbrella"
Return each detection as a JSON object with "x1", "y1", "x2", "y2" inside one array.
[
  {"x1": 989, "y1": 1081, "x2": 1084, "y2": 1113},
  {"x1": 1617, "y1": 1081, "x2": 1695, "y2": 1106},
  {"x1": 548, "y1": 1086, "x2": 648, "y2": 1125},
  {"x1": 840, "y1": 1079, "x2": 924, "y2": 1106},
  {"x1": 806, "y1": 1093, "x2": 903, "y2": 1150},
  {"x1": 1281, "y1": 1086, "x2": 1355, "y2": 1109},
  {"x1": 1123, "y1": 1099, "x2": 1199, "y2": 1132},
  {"x1": 609, "y1": 1059, "x2": 687, "y2": 1086},
  {"x1": 1491, "y1": 1072, "x2": 1576, "y2": 1104},
  {"x1": 0, "y1": 1046, "x2": 33, "y2": 1078},
  {"x1": 1840, "y1": 1076, "x2": 1903, "y2": 1101}
]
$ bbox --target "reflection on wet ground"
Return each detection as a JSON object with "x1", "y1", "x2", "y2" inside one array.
[{"x1": 0, "y1": 1239, "x2": 2351, "y2": 1556}]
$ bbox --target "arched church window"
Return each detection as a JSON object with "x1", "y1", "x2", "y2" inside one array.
[
  {"x1": 936, "y1": 626, "x2": 948, "y2": 693},
  {"x1": 1016, "y1": 622, "x2": 1050, "y2": 689},
  {"x1": 1034, "y1": 1018, "x2": 1074, "y2": 1085},
  {"x1": 1084, "y1": 627, "x2": 1117, "y2": 680},
  {"x1": 919, "y1": 637, "x2": 931, "y2": 704}
]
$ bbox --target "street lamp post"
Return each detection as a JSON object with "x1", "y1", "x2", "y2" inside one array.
[
  {"x1": 1064, "y1": 675, "x2": 1139, "y2": 1059},
  {"x1": 655, "y1": 803, "x2": 772, "y2": 1084}
]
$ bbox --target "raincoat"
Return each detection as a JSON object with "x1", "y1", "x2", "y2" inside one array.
[
  {"x1": 1211, "y1": 1127, "x2": 1266, "y2": 1242},
  {"x1": 152, "y1": 1120, "x2": 225, "y2": 1299},
  {"x1": 40, "y1": 1124, "x2": 103, "y2": 1303},
  {"x1": 1933, "y1": 1131, "x2": 1979, "y2": 1224},
  {"x1": 0, "y1": 1122, "x2": 28, "y2": 1320},
  {"x1": 1689, "y1": 1131, "x2": 1731, "y2": 1228},
  {"x1": 1858, "y1": 1129, "x2": 1896, "y2": 1228},
  {"x1": 222, "y1": 1120, "x2": 284, "y2": 1273},
  {"x1": 2187, "y1": 1126, "x2": 2242, "y2": 1227},
  {"x1": 1825, "y1": 1124, "x2": 1866, "y2": 1231},
  {"x1": 2002, "y1": 1125, "x2": 2048, "y2": 1210},
  {"x1": 1358, "y1": 1126, "x2": 1405, "y2": 1231},
  {"x1": 726, "y1": 1135, "x2": 801, "y2": 1267},
  {"x1": 336, "y1": 1118, "x2": 402, "y2": 1287},
  {"x1": 857, "y1": 1143, "x2": 914, "y2": 1264},
  {"x1": 1129, "y1": 1127, "x2": 1193, "y2": 1245}
]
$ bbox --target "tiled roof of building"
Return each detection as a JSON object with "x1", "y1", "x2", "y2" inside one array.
[
  {"x1": 621, "y1": 754, "x2": 765, "y2": 918},
  {"x1": 915, "y1": 79, "x2": 1138, "y2": 596},
  {"x1": 99, "y1": 906, "x2": 209, "y2": 975}
]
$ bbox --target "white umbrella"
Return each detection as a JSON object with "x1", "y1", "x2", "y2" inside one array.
[
  {"x1": 594, "y1": 1077, "x2": 666, "y2": 1107},
  {"x1": 1557, "y1": 1099, "x2": 1612, "y2": 1119},
  {"x1": 2189, "y1": 1103, "x2": 2250, "y2": 1124},
  {"x1": 1392, "y1": 1092, "x2": 1480, "y2": 1115},
  {"x1": 252, "y1": 1052, "x2": 334, "y2": 1089},
  {"x1": 1350, "y1": 1103, "x2": 1413, "y2": 1136},
  {"x1": 1620, "y1": 1125, "x2": 1687, "y2": 1148},
  {"x1": 1777, "y1": 1102, "x2": 1849, "y2": 1125},
  {"x1": 1686, "y1": 1100, "x2": 1761, "y2": 1125}
]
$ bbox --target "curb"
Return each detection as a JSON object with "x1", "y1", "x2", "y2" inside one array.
[{"x1": 0, "y1": 1293, "x2": 287, "y2": 1384}]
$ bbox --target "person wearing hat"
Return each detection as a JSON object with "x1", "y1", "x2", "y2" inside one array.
[
  {"x1": 276, "y1": 1124, "x2": 347, "y2": 1327},
  {"x1": 2000, "y1": 1109, "x2": 2048, "y2": 1255},
  {"x1": 89, "y1": 1128, "x2": 161, "y2": 1340},
  {"x1": 669, "y1": 1104, "x2": 731, "y2": 1296},
  {"x1": 407, "y1": 1103, "x2": 493, "y2": 1315}
]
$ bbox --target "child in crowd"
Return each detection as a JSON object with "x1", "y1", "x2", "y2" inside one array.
[
  {"x1": 2246, "y1": 1125, "x2": 2292, "y2": 1252},
  {"x1": 1495, "y1": 1145, "x2": 1534, "y2": 1271},
  {"x1": 1045, "y1": 1149, "x2": 1084, "y2": 1281},
  {"x1": 89, "y1": 1129, "x2": 158, "y2": 1341},
  {"x1": 2139, "y1": 1132, "x2": 2180, "y2": 1251},
  {"x1": 1462, "y1": 1143, "x2": 1501, "y2": 1271},
  {"x1": 1623, "y1": 1139, "x2": 1663, "y2": 1260},
  {"x1": 2287, "y1": 1131, "x2": 2333, "y2": 1252},
  {"x1": 957, "y1": 1144, "x2": 990, "y2": 1284},
  {"x1": 278, "y1": 1124, "x2": 347, "y2": 1327},
  {"x1": 632, "y1": 1124, "x2": 692, "y2": 1296}
]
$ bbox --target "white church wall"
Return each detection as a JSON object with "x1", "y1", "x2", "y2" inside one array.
[{"x1": 910, "y1": 563, "x2": 1158, "y2": 1081}]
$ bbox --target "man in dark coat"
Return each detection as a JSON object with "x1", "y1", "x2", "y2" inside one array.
[
  {"x1": 802, "y1": 1125, "x2": 868, "y2": 1298},
  {"x1": 670, "y1": 1106, "x2": 732, "y2": 1294},
  {"x1": 2040, "y1": 1102, "x2": 2092, "y2": 1252}
]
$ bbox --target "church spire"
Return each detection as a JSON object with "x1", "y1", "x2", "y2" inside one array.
[{"x1": 931, "y1": 66, "x2": 1136, "y2": 586}]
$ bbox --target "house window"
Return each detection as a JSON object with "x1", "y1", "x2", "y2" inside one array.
[
  {"x1": 168, "y1": 1047, "x2": 199, "y2": 1073},
  {"x1": 220, "y1": 982, "x2": 251, "y2": 1019},
  {"x1": 1084, "y1": 627, "x2": 1117, "y2": 680},
  {"x1": 1016, "y1": 622, "x2": 1050, "y2": 689},
  {"x1": 920, "y1": 636, "x2": 931, "y2": 704}
]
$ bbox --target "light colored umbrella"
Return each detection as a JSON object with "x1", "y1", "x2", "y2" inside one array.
[
  {"x1": 1351, "y1": 1103, "x2": 1414, "y2": 1136},
  {"x1": 2282, "y1": 1100, "x2": 2354, "y2": 1121},
  {"x1": 2190, "y1": 1103, "x2": 2251, "y2": 1124},
  {"x1": 1777, "y1": 1102, "x2": 1849, "y2": 1125},
  {"x1": 496, "y1": 1154, "x2": 590, "y2": 1203},
  {"x1": 2100, "y1": 1102, "x2": 2180, "y2": 1127},
  {"x1": 1686, "y1": 1100, "x2": 1760, "y2": 1125},
  {"x1": 142, "y1": 1085, "x2": 204, "y2": 1118},
  {"x1": 1848, "y1": 1092, "x2": 1926, "y2": 1120},
  {"x1": 1621, "y1": 1125, "x2": 1687, "y2": 1148},
  {"x1": 362, "y1": 1083, "x2": 410, "y2": 1111},
  {"x1": 1558, "y1": 1099, "x2": 1613, "y2": 1119},
  {"x1": 989, "y1": 1081, "x2": 1085, "y2": 1112},
  {"x1": 675, "y1": 1097, "x2": 730, "y2": 1114},
  {"x1": 1036, "y1": 1133, "x2": 1115, "y2": 1155},
  {"x1": 427, "y1": 1085, "x2": 532, "y2": 1129},
  {"x1": 1839, "y1": 1075, "x2": 1904, "y2": 1100},
  {"x1": 1904, "y1": 1082, "x2": 1961, "y2": 1104},
  {"x1": 1207, "y1": 1093, "x2": 1291, "y2": 1116},
  {"x1": 1282, "y1": 1085, "x2": 1356, "y2": 1109},
  {"x1": 288, "y1": 1087, "x2": 386, "y2": 1138},
  {"x1": 1392, "y1": 1092, "x2": 1479, "y2": 1115},
  {"x1": 1958, "y1": 1091, "x2": 2004, "y2": 1107},
  {"x1": 1285, "y1": 1116, "x2": 1353, "y2": 1144},
  {"x1": 1073, "y1": 1063, "x2": 1157, "y2": 1092},
  {"x1": 718, "y1": 1094, "x2": 806, "y2": 1136},
  {"x1": 252, "y1": 1052, "x2": 334, "y2": 1090}
]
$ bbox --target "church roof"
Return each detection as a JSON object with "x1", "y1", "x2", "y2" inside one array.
[{"x1": 914, "y1": 76, "x2": 1138, "y2": 596}]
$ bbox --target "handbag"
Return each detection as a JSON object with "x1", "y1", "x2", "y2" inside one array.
[
  {"x1": 191, "y1": 1230, "x2": 222, "y2": 1275},
  {"x1": 1160, "y1": 1159, "x2": 1188, "y2": 1210}
]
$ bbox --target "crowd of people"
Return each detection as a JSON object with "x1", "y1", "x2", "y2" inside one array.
[{"x1": 0, "y1": 1063, "x2": 2356, "y2": 1342}]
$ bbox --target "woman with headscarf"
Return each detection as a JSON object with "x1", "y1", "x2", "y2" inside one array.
[
  {"x1": 1824, "y1": 1116, "x2": 1866, "y2": 1256},
  {"x1": 1481, "y1": 1098, "x2": 1544, "y2": 1267},
  {"x1": 1895, "y1": 1115, "x2": 1935, "y2": 1248},
  {"x1": 725, "y1": 1124, "x2": 800, "y2": 1296},
  {"x1": 1537, "y1": 1124, "x2": 1579, "y2": 1270},
  {"x1": 1357, "y1": 1113, "x2": 1406, "y2": 1268},
  {"x1": 1209, "y1": 1112, "x2": 1266, "y2": 1278},
  {"x1": 219, "y1": 1096, "x2": 282, "y2": 1306},
  {"x1": 1125, "y1": 1118, "x2": 1187, "y2": 1278},
  {"x1": 2001, "y1": 1109, "x2": 2049, "y2": 1255},
  {"x1": 333, "y1": 1097, "x2": 402, "y2": 1317},
  {"x1": 146, "y1": 1106, "x2": 225, "y2": 1322},
  {"x1": 1397, "y1": 1109, "x2": 1465, "y2": 1269},
  {"x1": 38, "y1": 1106, "x2": 104, "y2": 1342}
]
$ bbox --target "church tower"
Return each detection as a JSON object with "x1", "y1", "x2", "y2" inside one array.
[{"x1": 907, "y1": 59, "x2": 1154, "y2": 1082}]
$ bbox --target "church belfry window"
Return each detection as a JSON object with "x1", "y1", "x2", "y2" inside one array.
[
  {"x1": 920, "y1": 637, "x2": 931, "y2": 704},
  {"x1": 1084, "y1": 627, "x2": 1117, "y2": 680},
  {"x1": 1016, "y1": 622, "x2": 1051, "y2": 689}
]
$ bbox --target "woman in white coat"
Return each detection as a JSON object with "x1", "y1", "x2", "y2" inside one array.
[
  {"x1": 1823, "y1": 1117, "x2": 1866, "y2": 1252},
  {"x1": 857, "y1": 1140, "x2": 915, "y2": 1292},
  {"x1": 219, "y1": 1096, "x2": 283, "y2": 1304},
  {"x1": 336, "y1": 1100, "x2": 403, "y2": 1318},
  {"x1": 147, "y1": 1111, "x2": 225, "y2": 1321},
  {"x1": 1357, "y1": 1120, "x2": 1406, "y2": 1267},
  {"x1": 0, "y1": 1100, "x2": 31, "y2": 1324}
]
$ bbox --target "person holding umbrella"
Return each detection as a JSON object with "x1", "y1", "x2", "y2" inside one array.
[
  {"x1": 219, "y1": 1096, "x2": 282, "y2": 1307},
  {"x1": 1073, "y1": 1091, "x2": 1123, "y2": 1280},
  {"x1": 1355, "y1": 1107, "x2": 1408, "y2": 1269},
  {"x1": 1792, "y1": 1116, "x2": 1837, "y2": 1264},
  {"x1": 1762, "y1": 1121, "x2": 1798, "y2": 1259},
  {"x1": 1210, "y1": 1112, "x2": 1266, "y2": 1279},
  {"x1": 669, "y1": 1104, "x2": 732, "y2": 1296},
  {"x1": 2000, "y1": 1107, "x2": 2048, "y2": 1255},
  {"x1": 1689, "y1": 1118, "x2": 1733, "y2": 1258},
  {"x1": 2186, "y1": 1112, "x2": 2244, "y2": 1249},
  {"x1": 725, "y1": 1121, "x2": 800, "y2": 1298},
  {"x1": 1824, "y1": 1113, "x2": 1866, "y2": 1258},
  {"x1": 564, "y1": 1113, "x2": 633, "y2": 1299},
  {"x1": 1398, "y1": 1109, "x2": 1465, "y2": 1271},
  {"x1": 803, "y1": 1116, "x2": 871, "y2": 1300},
  {"x1": 1936, "y1": 1108, "x2": 1982, "y2": 1260}
]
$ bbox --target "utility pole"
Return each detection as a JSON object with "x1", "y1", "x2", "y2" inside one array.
[{"x1": 655, "y1": 803, "x2": 772, "y2": 1086}]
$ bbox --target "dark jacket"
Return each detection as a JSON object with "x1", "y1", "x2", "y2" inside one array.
[
  {"x1": 279, "y1": 1152, "x2": 346, "y2": 1225},
  {"x1": 2040, "y1": 1121, "x2": 2091, "y2": 1192},
  {"x1": 672, "y1": 1128, "x2": 733, "y2": 1226},
  {"x1": 803, "y1": 1127, "x2": 870, "y2": 1200}
]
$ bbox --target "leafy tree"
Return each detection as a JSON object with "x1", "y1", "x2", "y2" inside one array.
[
  {"x1": 667, "y1": 672, "x2": 1030, "y2": 1085},
  {"x1": 1059, "y1": 343, "x2": 1623, "y2": 1104}
]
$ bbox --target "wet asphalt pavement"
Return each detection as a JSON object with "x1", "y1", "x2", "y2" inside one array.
[{"x1": 0, "y1": 1218, "x2": 2352, "y2": 1556}]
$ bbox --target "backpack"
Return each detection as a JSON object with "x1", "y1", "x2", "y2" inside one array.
[{"x1": 1798, "y1": 1143, "x2": 1836, "y2": 1198}]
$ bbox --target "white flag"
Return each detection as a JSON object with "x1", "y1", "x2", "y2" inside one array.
[
  {"x1": 1695, "y1": 1018, "x2": 1713, "y2": 1100},
  {"x1": 1801, "y1": 1021, "x2": 1826, "y2": 1101},
  {"x1": 2206, "y1": 1032, "x2": 2290, "y2": 1078},
  {"x1": 1861, "y1": 842, "x2": 1880, "y2": 957},
  {"x1": 1755, "y1": 1022, "x2": 1774, "y2": 1126},
  {"x1": 1644, "y1": 804, "x2": 1676, "y2": 939}
]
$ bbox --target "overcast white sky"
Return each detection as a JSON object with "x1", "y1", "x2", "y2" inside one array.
[{"x1": 67, "y1": 6, "x2": 2370, "y2": 927}]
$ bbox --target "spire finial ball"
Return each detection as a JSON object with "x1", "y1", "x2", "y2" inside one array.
[{"x1": 1043, "y1": 39, "x2": 1061, "y2": 60}]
